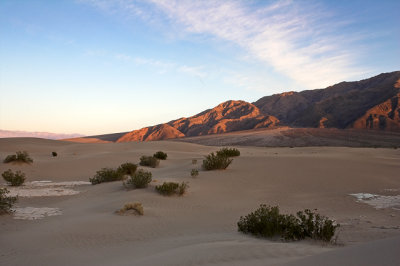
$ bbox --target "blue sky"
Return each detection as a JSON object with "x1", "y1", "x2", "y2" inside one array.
[{"x1": 0, "y1": 0, "x2": 399, "y2": 135}]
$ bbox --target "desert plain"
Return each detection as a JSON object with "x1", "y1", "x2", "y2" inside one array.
[{"x1": 1, "y1": 135, "x2": 400, "y2": 266}]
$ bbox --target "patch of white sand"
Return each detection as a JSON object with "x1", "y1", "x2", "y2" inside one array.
[
  {"x1": 5, "y1": 180, "x2": 91, "y2": 197},
  {"x1": 350, "y1": 193, "x2": 400, "y2": 210},
  {"x1": 12, "y1": 207, "x2": 62, "y2": 220}
]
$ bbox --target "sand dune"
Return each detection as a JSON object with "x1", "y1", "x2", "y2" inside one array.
[{"x1": 1, "y1": 137, "x2": 399, "y2": 265}]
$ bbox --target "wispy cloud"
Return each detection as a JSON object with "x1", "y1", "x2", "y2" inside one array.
[
  {"x1": 81, "y1": 0, "x2": 370, "y2": 89},
  {"x1": 148, "y1": 0, "x2": 369, "y2": 89}
]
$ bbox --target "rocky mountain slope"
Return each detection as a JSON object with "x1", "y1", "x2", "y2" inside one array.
[
  {"x1": 117, "y1": 100, "x2": 279, "y2": 142},
  {"x1": 70, "y1": 71, "x2": 400, "y2": 143},
  {"x1": 253, "y1": 71, "x2": 400, "y2": 129}
]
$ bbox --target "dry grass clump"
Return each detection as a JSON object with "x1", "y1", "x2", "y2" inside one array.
[
  {"x1": 116, "y1": 202, "x2": 144, "y2": 216},
  {"x1": 0, "y1": 188, "x2": 17, "y2": 214},
  {"x1": 190, "y1": 169, "x2": 199, "y2": 177},
  {"x1": 202, "y1": 152, "x2": 233, "y2": 170},
  {"x1": 126, "y1": 169, "x2": 152, "y2": 188},
  {"x1": 216, "y1": 147, "x2": 240, "y2": 157},
  {"x1": 192, "y1": 159, "x2": 197, "y2": 164},
  {"x1": 238, "y1": 205, "x2": 340, "y2": 242},
  {"x1": 3, "y1": 151, "x2": 33, "y2": 164},
  {"x1": 155, "y1": 182, "x2": 188, "y2": 196},
  {"x1": 139, "y1": 156, "x2": 160, "y2": 168},
  {"x1": 2, "y1": 169, "x2": 26, "y2": 186},
  {"x1": 153, "y1": 151, "x2": 168, "y2": 160}
]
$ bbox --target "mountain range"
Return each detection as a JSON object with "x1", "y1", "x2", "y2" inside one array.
[{"x1": 72, "y1": 71, "x2": 400, "y2": 143}]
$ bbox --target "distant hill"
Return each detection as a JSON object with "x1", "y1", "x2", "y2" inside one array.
[
  {"x1": 0, "y1": 129, "x2": 84, "y2": 140},
  {"x1": 69, "y1": 71, "x2": 400, "y2": 143}
]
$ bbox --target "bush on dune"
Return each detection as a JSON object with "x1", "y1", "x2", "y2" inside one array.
[
  {"x1": 237, "y1": 205, "x2": 339, "y2": 242},
  {"x1": 117, "y1": 162, "x2": 138, "y2": 176},
  {"x1": 3, "y1": 151, "x2": 33, "y2": 164},
  {"x1": 2, "y1": 169, "x2": 26, "y2": 186},
  {"x1": 155, "y1": 182, "x2": 188, "y2": 196},
  {"x1": 216, "y1": 147, "x2": 240, "y2": 157},
  {"x1": 89, "y1": 168, "x2": 124, "y2": 185},
  {"x1": 0, "y1": 188, "x2": 17, "y2": 214},
  {"x1": 126, "y1": 169, "x2": 152, "y2": 188},
  {"x1": 139, "y1": 156, "x2": 160, "y2": 168},
  {"x1": 190, "y1": 169, "x2": 199, "y2": 177},
  {"x1": 153, "y1": 151, "x2": 168, "y2": 160},
  {"x1": 202, "y1": 152, "x2": 233, "y2": 170}
]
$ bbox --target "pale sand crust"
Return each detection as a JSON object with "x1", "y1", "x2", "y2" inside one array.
[{"x1": 0, "y1": 137, "x2": 399, "y2": 265}]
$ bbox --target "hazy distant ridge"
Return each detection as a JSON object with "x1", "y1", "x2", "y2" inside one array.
[{"x1": 0, "y1": 129, "x2": 84, "y2": 140}]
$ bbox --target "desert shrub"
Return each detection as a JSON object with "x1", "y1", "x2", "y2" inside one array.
[
  {"x1": 191, "y1": 169, "x2": 199, "y2": 177},
  {"x1": 192, "y1": 159, "x2": 197, "y2": 164},
  {"x1": 153, "y1": 151, "x2": 168, "y2": 160},
  {"x1": 155, "y1": 182, "x2": 179, "y2": 195},
  {"x1": 216, "y1": 147, "x2": 240, "y2": 157},
  {"x1": 3, "y1": 151, "x2": 33, "y2": 164},
  {"x1": 89, "y1": 168, "x2": 124, "y2": 185},
  {"x1": 139, "y1": 156, "x2": 160, "y2": 168},
  {"x1": 202, "y1": 152, "x2": 233, "y2": 170},
  {"x1": 126, "y1": 169, "x2": 152, "y2": 188},
  {"x1": 237, "y1": 205, "x2": 339, "y2": 242},
  {"x1": 0, "y1": 188, "x2": 17, "y2": 214},
  {"x1": 155, "y1": 182, "x2": 188, "y2": 196},
  {"x1": 52, "y1": 152, "x2": 58, "y2": 157},
  {"x1": 2, "y1": 169, "x2": 26, "y2": 186},
  {"x1": 116, "y1": 202, "x2": 144, "y2": 216},
  {"x1": 117, "y1": 162, "x2": 137, "y2": 176}
]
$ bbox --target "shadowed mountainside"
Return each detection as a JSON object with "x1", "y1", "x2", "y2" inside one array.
[{"x1": 253, "y1": 71, "x2": 400, "y2": 129}]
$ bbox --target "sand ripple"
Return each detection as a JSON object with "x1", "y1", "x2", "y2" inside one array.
[{"x1": 12, "y1": 207, "x2": 62, "y2": 220}]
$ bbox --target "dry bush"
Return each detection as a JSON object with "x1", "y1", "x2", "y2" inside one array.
[
  {"x1": 3, "y1": 151, "x2": 33, "y2": 164},
  {"x1": 155, "y1": 182, "x2": 188, "y2": 196},
  {"x1": 216, "y1": 147, "x2": 240, "y2": 157},
  {"x1": 139, "y1": 156, "x2": 160, "y2": 168},
  {"x1": 2, "y1": 169, "x2": 26, "y2": 186},
  {"x1": 190, "y1": 169, "x2": 199, "y2": 177},
  {"x1": 237, "y1": 205, "x2": 339, "y2": 242},
  {"x1": 116, "y1": 202, "x2": 144, "y2": 216},
  {"x1": 126, "y1": 169, "x2": 152, "y2": 188},
  {"x1": 0, "y1": 188, "x2": 17, "y2": 214},
  {"x1": 202, "y1": 152, "x2": 233, "y2": 170},
  {"x1": 89, "y1": 168, "x2": 124, "y2": 185},
  {"x1": 117, "y1": 162, "x2": 137, "y2": 176},
  {"x1": 153, "y1": 151, "x2": 168, "y2": 160}
]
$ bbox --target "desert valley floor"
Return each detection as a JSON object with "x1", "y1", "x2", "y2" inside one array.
[{"x1": 1, "y1": 137, "x2": 400, "y2": 265}]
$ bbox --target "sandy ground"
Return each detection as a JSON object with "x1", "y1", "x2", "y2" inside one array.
[{"x1": 1, "y1": 137, "x2": 400, "y2": 265}]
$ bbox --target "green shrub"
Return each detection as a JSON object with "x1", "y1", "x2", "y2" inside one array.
[
  {"x1": 89, "y1": 168, "x2": 124, "y2": 185},
  {"x1": 3, "y1": 151, "x2": 33, "y2": 164},
  {"x1": 155, "y1": 182, "x2": 188, "y2": 196},
  {"x1": 153, "y1": 151, "x2": 168, "y2": 160},
  {"x1": 202, "y1": 152, "x2": 233, "y2": 170},
  {"x1": 2, "y1": 169, "x2": 26, "y2": 186},
  {"x1": 126, "y1": 169, "x2": 152, "y2": 188},
  {"x1": 237, "y1": 205, "x2": 339, "y2": 242},
  {"x1": 52, "y1": 152, "x2": 58, "y2": 157},
  {"x1": 216, "y1": 147, "x2": 240, "y2": 157},
  {"x1": 117, "y1": 162, "x2": 137, "y2": 176},
  {"x1": 191, "y1": 169, "x2": 199, "y2": 177},
  {"x1": 0, "y1": 188, "x2": 17, "y2": 214},
  {"x1": 155, "y1": 182, "x2": 179, "y2": 195},
  {"x1": 116, "y1": 202, "x2": 144, "y2": 216},
  {"x1": 139, "y1": 156, "x2": 160, "y2": 168}
]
